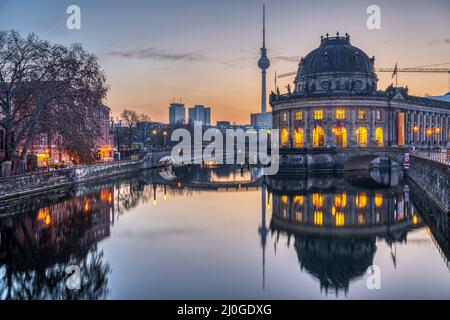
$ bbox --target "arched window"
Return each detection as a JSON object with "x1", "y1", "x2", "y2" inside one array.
[
  {"x1": 375, "y1": 127, "x2": 383, "y2": 147},
  {"x1": 333, "y1": 126, "x2": 347, "y2": 147},
  {"x1": 356, "y1": 127, "x2": 368, "y2": 147},
  {"x1": 281, "y1": 128, "x2": 289, "y2": 147},
  {"x1": 375, "y1": 193, "x2": 383, "y2": 207},
  {"x1": 294, "y1": 128, "x2": 304, "y2": 148},
  {"x1": 313, "y1": 126, "x2": 324, "y2": 147},
  {"x1": 356, "y1": 193, "x2": 367, "y2": 208}
]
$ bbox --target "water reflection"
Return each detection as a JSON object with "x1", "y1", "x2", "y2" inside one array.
[
  {"x1": 0, "y1": 165, "x2": 448, "y2": 299},
  {"x1": 0, "y1": 189, "x2": 112, "y2": 299},
  {"x1": 266, "y1": 174, "x2": 422, "y2": 294}
]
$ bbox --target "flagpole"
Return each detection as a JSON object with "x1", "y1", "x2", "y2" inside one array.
[{"x1": 275, "y1": 70, "x2": 277, "y2": 90}]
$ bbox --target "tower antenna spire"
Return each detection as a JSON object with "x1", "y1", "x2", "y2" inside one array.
[
  {"x1": 258, "y1": 4, "x2": 270, "y2": 114},
  {"x1": 263, "y1": 4, "x2": 266, "y2": 49}
]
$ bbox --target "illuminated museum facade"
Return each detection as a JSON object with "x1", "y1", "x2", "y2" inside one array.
[{"x1": 270, "y1": 34, "x2": 450, "y2": 152}]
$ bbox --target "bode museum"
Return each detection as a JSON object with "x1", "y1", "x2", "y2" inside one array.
[{"x1": 269, "y1": 33, "x2": 450, "y2": 168}]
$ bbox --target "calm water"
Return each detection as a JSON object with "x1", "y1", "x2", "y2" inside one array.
[{"x1": 0, "y1": 165, "x2": 449, "y2": 299}]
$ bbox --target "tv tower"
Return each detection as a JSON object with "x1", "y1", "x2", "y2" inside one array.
[{"x1": 258, "y1": 4, "x2": 270, "y2": 114}]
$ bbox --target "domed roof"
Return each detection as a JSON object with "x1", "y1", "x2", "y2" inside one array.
[{"x1": 297, "y1": 33, "x2": 375, "y2": 79}]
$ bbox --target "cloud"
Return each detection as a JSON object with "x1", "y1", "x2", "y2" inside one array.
[
  {"x1": 427, "y1": 38, "x2": 450, "y2": 46},
  {"x1": 107, "y1": 47, "x2": 208, "y2": 62},
  {"x1": 272, "y1": 55, "x2": 300, "y2": 63}
]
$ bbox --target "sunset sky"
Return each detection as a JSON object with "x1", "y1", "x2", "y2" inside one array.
[{"x1": 1, "y1": 0, "x2": 449, "y2": 124}]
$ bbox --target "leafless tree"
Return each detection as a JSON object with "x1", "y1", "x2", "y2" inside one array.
[
  {"x1": 0, "y1": 30, "x2": 108, "y2": 175},
  {"x1": 120, "y1": 109, "x2": 139, "y2": 148}
]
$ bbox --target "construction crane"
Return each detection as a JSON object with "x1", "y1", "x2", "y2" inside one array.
[{"x1": 277, "y1": 63, "x2": 450, "y2": 91}]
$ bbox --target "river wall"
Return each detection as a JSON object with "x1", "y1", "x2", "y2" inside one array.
[
  {"x1": 407, "y1": 156, "x2": 450, "y2": 214},
  {"x1": 0, "y1": 151, "x2": 168, "y2": 201}
]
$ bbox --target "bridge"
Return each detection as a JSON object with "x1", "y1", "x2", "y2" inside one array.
[{"x1": 278, "y1": 146, "x2": 411, "y2": 172}]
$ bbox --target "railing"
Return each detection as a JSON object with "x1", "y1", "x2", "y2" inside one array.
[{"x1": 411, "y1": 149, "x2": 450, "y2": 166}]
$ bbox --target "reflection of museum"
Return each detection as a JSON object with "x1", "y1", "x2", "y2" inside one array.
[
  {"x1": 266, "y1": 175, "x2": 423, "y2": 294},
  {"x1": 270, "y1": 34, "x2": 450, "y2": 150}
]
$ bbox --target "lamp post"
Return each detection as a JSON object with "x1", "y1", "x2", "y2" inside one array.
[
  {"x1": 426, "y1": 128, "x2": 432, "y2": 157},
  {"x1": 152, "y1": 129, "x2": 157, "y2": 149},
  {"x1": 435, "y1": 127, "x2": 441, "y2": 146},
  {"x1": 163, "y1": 131, "x2": 168, "y2": 146},
  {"x1": 412, "y1": 125, "x2": 419, "y2": 145}
]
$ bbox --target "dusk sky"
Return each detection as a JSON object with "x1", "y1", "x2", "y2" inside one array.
[{"x1": 1, "y1": 0, "x2": 449, "y2": 124}]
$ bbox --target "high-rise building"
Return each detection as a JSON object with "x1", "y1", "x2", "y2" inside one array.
[
  {"x1": 188, "y1": 105, "x2": 211, "y2": 126},
  {"x1": 169, "y1": 103, "x2": 186, "y2": 125},
  {"x1": 252, "y1": 5, "x2": 272, "y2": 131}
]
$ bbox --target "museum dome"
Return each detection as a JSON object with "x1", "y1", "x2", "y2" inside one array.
[{"x1": 294, "y1": 33, "x2": 378, "y2": 95}]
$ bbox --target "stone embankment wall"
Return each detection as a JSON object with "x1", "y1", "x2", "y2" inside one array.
[
  {"x1": 407, "y1": 156, "x2": 450, "y2": 214},
  {"x1": 0, "y1": 151, "x2": 169, "y2": 200}
]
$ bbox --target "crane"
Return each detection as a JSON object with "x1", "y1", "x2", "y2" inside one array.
[{"x1": 276, "y1": 63, "x2": 450, "y2": 91}]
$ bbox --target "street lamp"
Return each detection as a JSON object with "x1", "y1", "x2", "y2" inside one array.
[
  {"x1": 152, "y1": 129, "x2": 157, "y2": 148},
  {"x1": 435, "y1": 127, "x2": 441, "y2": 146},
  {"x1": 412, "y1": 125, "x2": 419, "y2": 145},
  {"x1": 163, "y1": 131, "x2": 168, "y2": 146},
  {"x1": 426, "y1": 128, "x2": 432, "y2": 155}
]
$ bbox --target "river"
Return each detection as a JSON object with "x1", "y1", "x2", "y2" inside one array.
[{"x1": 0, "y1": 165, "x2": 449, "y2": 299}]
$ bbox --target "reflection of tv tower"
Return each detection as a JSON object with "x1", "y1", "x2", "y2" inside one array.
[{"x1": 258, "y1": 182, "x2": 268, "y2": 290}]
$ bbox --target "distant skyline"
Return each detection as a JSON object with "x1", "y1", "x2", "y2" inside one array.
[{"x1": 1, "y1": 0, "x2": 449, "y2": 124}]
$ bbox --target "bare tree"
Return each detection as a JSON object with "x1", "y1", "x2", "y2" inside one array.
[
  {"x1": 0, "y1": 31, "x2": 108, "y2": 175},
  {"x1": 120, "y1": 109, "x2": 139, "y2": 149}
]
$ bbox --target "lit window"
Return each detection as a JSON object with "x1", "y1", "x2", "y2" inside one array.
[
  {"x1": 375, "y1": 127, "x2": 383, "y2": 147},
  {"x1": 336, "y1": 109, "x2": 345, "y2": 119},
  {"x1": 294, "y1": 128, "x2": 304, "y2": 148},
  {"x1": 282, "y1": 112, "x2": 287, "y2": 122},
  {"x1": 358, "y1": 109, "x2": 366, "y2": 120},
  {"x1": 356, "y1": 127, "x2": 368, "y2": 147},
  {"x1": 356, "y1": 193, "x2": 367, "y2": 208},
  {"x1": 314, "y1": 211, "x2": 323, "y2": 225},
  {"x1": 295, "y1": 111, "x2": 303, "y2": 120},
  {"x1": 375, "y1": 193, "x2": 383, "y2": 207},
  {"x1": 312, "y1": 193, "x2": 324, "y2": 207},
  {"x1": 333, "y1": 126, "x2": 347, "y2": 147},
  {"x1": 313, "y1": 126, "x2": 324, "y2": 147},
  {"x1": 334, "y1": 193, "x2": 347, "y2": 208},
  {"x1": 358, "y1": 214, "x2": 365, "y2": 225},
  {"x1": 336, "y1": 213, "x2": 345, "y2": 227},
  {"x1": 294, "y1": 196, "x2": 304, "y2": 206},
  {"x1": 281, "y1": 128, "x2": 289, "y2": 146},
  {"x1": 314, "y1": 109, "x2": 323, "y2": 120}
]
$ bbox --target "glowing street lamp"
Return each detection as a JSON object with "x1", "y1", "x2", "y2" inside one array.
[
  {"x1": 435, "y1": 127, "x2": 441, "y2": 145},
  {"x1": 152, "y1": 129, "x2": 157, "y2": 146},
  {"x1": 426, "y1": 128, "x2": 433, "y2": 153}
]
